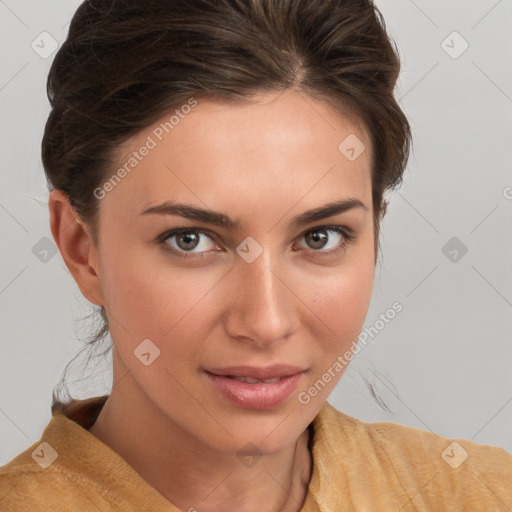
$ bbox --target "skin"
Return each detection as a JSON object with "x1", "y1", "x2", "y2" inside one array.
[{"x1": 49, "y1": 88, "x2": 376, "y2": 512}]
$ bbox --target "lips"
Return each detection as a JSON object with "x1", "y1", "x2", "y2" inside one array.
[
  {"x1": 204, "y1": 367, "x2": 305, "y2": 410},
  {"x1": 227, "y1": 375, "x2": 282, "y2": 384},
  {"x1": 204, "y1": 364, "x2": 305, "y2": 381}
]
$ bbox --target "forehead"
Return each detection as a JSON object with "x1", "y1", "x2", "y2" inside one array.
[{"x1": 103, "y1": 90, "x2": 372, "y2": 221}]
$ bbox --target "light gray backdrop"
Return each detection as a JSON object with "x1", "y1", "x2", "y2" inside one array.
[{"x1": 1, "y1": 0, "x2": 511, "y2": 465}]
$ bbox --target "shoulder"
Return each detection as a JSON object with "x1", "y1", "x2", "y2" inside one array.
[
  {"x1": 324, "y1": 401, "x2": 510, "y2": 455},
  {"x1": 316, "y1": 402, "x2": 512, "y2": 508},
  {"x1": 0, "y1": 401, "x2": 173, "y2": 512},
  {"x1": 321, "y1": 401, "x2": 512, "y2": 459},
  {"x1": 0, "y1": 396, "x2": 117, "y2": 510},
  {"x1": 0, "y1": 440, "x2": 113, "y2": 511}
]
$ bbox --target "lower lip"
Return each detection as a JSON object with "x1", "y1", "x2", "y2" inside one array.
[{"x1": 204, "y1": 371, "x2": 304, "y2": 410}]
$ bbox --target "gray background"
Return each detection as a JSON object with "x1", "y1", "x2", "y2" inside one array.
[{"x1": 1, "y1": 0, "x2": 511, "y2": 465}]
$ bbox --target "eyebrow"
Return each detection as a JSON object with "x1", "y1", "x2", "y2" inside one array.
[{"x1": 140, "y1": 198, "x2": 367, "y2": 230}]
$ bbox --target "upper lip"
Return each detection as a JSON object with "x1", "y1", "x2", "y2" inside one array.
[{"x1": 205, "y1": 364, "x2": 305, "y2": 380}]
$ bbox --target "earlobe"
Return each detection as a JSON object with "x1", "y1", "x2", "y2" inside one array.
[{"x1": 48, "y1": 189, "x2": 104, "y2": 307}]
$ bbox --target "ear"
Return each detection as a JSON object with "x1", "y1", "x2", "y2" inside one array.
[{"x1": 48, "y1": 189, "x2": 104, "y2": 306}]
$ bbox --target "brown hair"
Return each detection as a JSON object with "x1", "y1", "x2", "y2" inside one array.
[{"x1": 44, "y1": 0, "x2": 411, "y2": 412}]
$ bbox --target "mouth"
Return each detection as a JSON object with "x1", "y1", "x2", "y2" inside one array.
[
  {"x1": 207, "y1": 373, "x2": 299, "y2": 387},
  {"x1": 203, "y1": 365, "x2": 306, "y2": 410},
  {"x1": 220, "y1": 375, "x2": 285, "y2": 384},
  {"x1": 204, "y1": 364, "x2": 306, "y2": 381}
]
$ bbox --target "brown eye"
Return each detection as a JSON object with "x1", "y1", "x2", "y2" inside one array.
[
  {"x1": 160, "y1": 228, "x2": 219, "y2": 256},
  {"x1": 175, "y1": 231, "x2": 201, "y2": 251},
  {"x1": 298, "y1": 226, "x2": 354, "y2": 255},
  {"x1": 304, "y1": 229, "x2": 329, "y2": 250}
]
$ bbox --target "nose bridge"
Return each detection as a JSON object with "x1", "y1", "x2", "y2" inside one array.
[
  {"x1": 245, "y1": 246, "x2": 280, "y2": 304},
  {"x1": 226, "y1": 244, "x2": 296, "y2": 345}
]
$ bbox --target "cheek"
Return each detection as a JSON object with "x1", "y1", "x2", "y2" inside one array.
[
  {"x1": 294, "y1": 258, "x2": 374, "y2": 407},
  {"x1": 98, "y1": 243, "x2": 224, "y2": 351},
  {"x1": 313, "y1": 269, "x2": 373, "y2": 346},
  {"x1": 311, "y1": 248, "x2": 374, "y2": 336},
  {"x1": 299, "y1": 239, "x2": 375, "y2": 386}
]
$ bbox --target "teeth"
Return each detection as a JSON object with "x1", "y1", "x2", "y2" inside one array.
[{"x1": 231, "y1": 376, "x2": 281, "y2": 384}]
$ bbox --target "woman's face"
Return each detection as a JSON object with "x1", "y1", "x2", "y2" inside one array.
[{"x1": 91, "y1": 89, "x2": 375, "y2": 455}]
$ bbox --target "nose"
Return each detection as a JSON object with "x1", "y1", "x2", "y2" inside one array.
[{"x1": 223, "y1": 248, "x2": 299, "y2": 348}]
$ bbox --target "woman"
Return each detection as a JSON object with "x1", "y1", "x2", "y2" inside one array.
[{"x1": 1, "y1": 0, "x2": 510, "y2": 510}]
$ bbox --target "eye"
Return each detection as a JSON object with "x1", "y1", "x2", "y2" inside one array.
[
  {"x1": 156, "y1": 225, "x2": 355, "y2": 260},
  {"x1": 296, "y1": 226, "x2": 355, "y2": 256},
  {"x1": 158, "y1": 228, "x2": 220, "y2": 258}
]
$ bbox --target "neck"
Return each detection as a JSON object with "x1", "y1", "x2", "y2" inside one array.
[{"x1": 88, "y1": 359, "x2": 312, "y2": 512}]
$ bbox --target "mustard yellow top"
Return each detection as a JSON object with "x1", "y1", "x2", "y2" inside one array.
[{"x1": 0, "y1": 395, "x2": 511, "y2": 511}]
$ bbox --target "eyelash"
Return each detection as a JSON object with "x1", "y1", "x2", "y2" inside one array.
[{"x1": 156, "y1": 225, "x2": 355, "y2": 260}]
